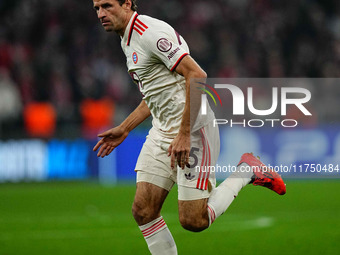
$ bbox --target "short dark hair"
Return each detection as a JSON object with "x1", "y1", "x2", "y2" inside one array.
[{"x1": 118, "y1": 0, "x2": 138, "y2": 11}]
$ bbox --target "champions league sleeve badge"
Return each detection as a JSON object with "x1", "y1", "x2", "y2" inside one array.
[{"x1": 157, "y1": 38, "x2": 172, "y2": 52}]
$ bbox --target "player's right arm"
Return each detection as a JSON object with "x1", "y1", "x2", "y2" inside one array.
[{"x1": 93, "y1": 100, "x2": 151, "y2": 157}]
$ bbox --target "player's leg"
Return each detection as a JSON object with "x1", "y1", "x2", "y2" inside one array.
[
  {"x1": 177, "y1": 122, "x2": 222, "y2": 231},
  {"x1": 178, "y1": 122, "x2": 286, "y2": 231},
  {"x1": 133, "y1": 128, "x2": 178, "y2": 255},
  {"x1": 177, "y1": 171, "x2": 250, "y2": 231},
  {"x1": 177, "y1": 162, "x2": 253, "y2": 231},
  {"x1": 132, "y1": 181, "x2": 169, "y2": 225},
  {"x1": 205, "y1": 154, "x2": 286, "y2": 226},
  {"x1": 178, "y1": 158, "x2": 285, "y2": 231},
  {"x1": 133, "y1": 177, "x2": 177, "y2": 255},
  {"x1": 178, "y1": 198, "x2": 209, "y2": 232}
]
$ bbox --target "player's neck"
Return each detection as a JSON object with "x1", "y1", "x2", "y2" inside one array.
[{"x1": 117, "y1": 11, "x2": 135, "y2": 37}]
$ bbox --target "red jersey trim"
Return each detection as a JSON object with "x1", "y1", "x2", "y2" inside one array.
[
  {"x1": 127, "y1": 13, "x2": 139, "y2": 46},
  {"x1": 133, "y1": 27, "x2": 143, "y2": 35},
  {"x1": 127, "y1": 14, "x2": 149, "y2": 46},
  {"x1": 170, "y1": 53, "x2": 189, "y2": 72},
  {"x1": 136, "y1": 18, "x2": 148, "y2": 29},
  {"x1": 134, "y1": 22, "x2": 146, "y2": 32}
]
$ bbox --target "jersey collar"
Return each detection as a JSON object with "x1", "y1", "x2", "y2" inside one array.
[{"x1": 121, "y1": 12, "x2": 138, "y2": 46}]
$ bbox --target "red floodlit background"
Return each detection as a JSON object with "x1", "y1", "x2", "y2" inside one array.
[{"x1": 0, "y1": 0, "x2": 340, "y2": 140}]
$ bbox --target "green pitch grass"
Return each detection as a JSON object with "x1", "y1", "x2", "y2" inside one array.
[{"x1": 1, "y1": 180, "x2": 339, "y2": 255}]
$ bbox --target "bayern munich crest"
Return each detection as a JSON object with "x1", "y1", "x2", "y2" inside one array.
[
  {"x1": 132, "y1": 52, "x2": 138, "y2": 64},
  {"x1": 157, "y1": 38, "x2": 172, "y2": 52}
]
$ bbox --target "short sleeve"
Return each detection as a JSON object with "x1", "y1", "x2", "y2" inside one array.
[{"x1": 143, "y1": 29, "x2": 189, "y2": 71}]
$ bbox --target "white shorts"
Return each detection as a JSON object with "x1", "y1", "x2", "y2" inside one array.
[{"x1": 135, "y1": 121, "x2": 220, "y2": 201}]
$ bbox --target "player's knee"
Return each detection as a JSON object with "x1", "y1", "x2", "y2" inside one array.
[
  {"x1": 132, "y1": 201, "x2": 158, "y2": 225},
  {"x1": 132, "y1": 201, "x2": 148, "y2": 223},
  {"x1": 179, "y1": 214, "x2": 209, "y2": 232}
]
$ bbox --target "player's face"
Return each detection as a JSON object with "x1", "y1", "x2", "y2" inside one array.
[{"x1": 93, "y1": 0, "x2": 131, "y2": 36}]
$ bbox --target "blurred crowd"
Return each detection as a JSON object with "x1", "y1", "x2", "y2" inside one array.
[{"x1": 0, "y1": 0, "x2": 340, "y2": 138}]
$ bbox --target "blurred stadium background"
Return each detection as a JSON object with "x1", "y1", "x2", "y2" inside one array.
[{"x1": 0, "y1": 0, "x2": 340, "y2": 254}]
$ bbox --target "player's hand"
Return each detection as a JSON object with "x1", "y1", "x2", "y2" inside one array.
[
  {"x1": 93, "y1": 126, "x2": 129, "y2": 158},
  {"x1": 168, "y1": 132, "x2": 190, "y2": 169}
]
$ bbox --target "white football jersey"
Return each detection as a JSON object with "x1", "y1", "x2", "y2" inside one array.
[{"x1": 121, "y1": 12, "x2": 213, "y2": 137}]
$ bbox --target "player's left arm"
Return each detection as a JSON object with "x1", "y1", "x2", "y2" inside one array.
[{"x1": 167, "y1": 55, "x2": 207, "y2": 169}]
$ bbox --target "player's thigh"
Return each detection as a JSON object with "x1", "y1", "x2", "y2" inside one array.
[
  {"x1": 178, "y1": 197, "x2": 209, "y2": 231},
  {"x1": 132, "y1": 181, "x2": 169, "y2": 225},
  {"x1": 178, "y1": 197, "x2": 208, "y2": 220},
  {"x1": 177, "y1": 122, "x2": 219, "y2": 202},
  {"x1": 177, "y1": 185, "x2": 210, "y2": 220},
  {"x1": 177, "y1": 122, "x2": 219, "y2": 228},
  {"x1": 134, "y1": 181, "x2": 169, "y2": 210}
]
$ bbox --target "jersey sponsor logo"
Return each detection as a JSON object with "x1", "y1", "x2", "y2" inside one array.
[
  {"x1": 167, "y1": 47, "x2": 180, "y2": 60},
  {"x1": 132, "y1": 52, "x2": 138, "y2": 64},
  {"x1": 157, "y1": 38, "x2": 172, "y2": 52}
]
